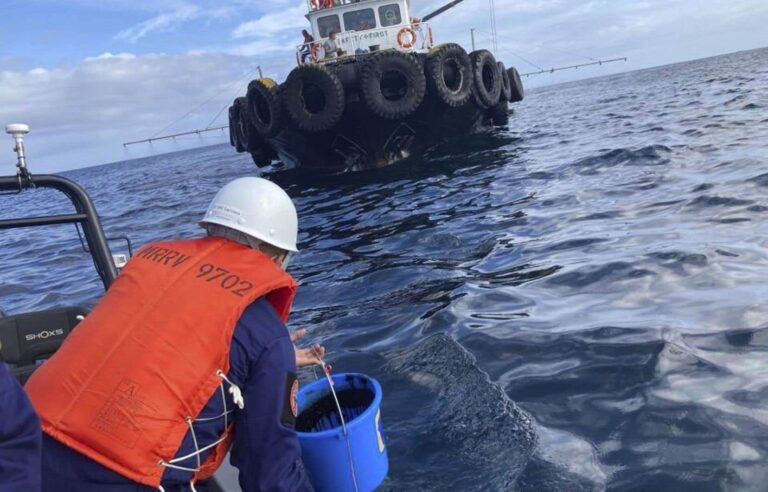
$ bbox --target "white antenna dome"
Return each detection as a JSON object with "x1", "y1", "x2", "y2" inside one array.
[{"x1": 5, "y1": 123, "x2": 30, "y2": 137}]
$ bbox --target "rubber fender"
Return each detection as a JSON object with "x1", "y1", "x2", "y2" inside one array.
[
  {"x1": 490, "y1": 100, "x2": 510, "y2": 126},
  {"x1": 425, "y1": 43, "x2": 472, "y2": 107},
  {"x1": 497, "y1": 61, "x2": 512, "y2": 102},
  {"x1": 250, "y1": 148, "x2": 274, "y2": 168},
  {"x1": 234, "y1": 97, "x2": 264, "y2": 153},
  {"x1": 227, "y1": 105, "x2": 238, "y2": 149},
  {"x1": 330, "y1": 62, "x2": 359, "y2": 91},
  {"x1": 284, "y1": 64, "x2": 345, "y2": 133},
  {"x1": 230, "y1": 98, "x2": 246, "y2": 153},
  {"x1": 469, "y1": 49, "x2": 501, "y2": 109},
  {"x1": 246, "y1": 78, "x2": 283, "y2": 138},
  {"x1": 359, "y1": 50, "x2": 427, "y2": 120},
  {"x1": 507, "y1": 66, "x2": 525, "y2": 103}
]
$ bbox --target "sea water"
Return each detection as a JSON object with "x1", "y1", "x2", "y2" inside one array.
[{"x1": 1, "y1": 48, "x2": 767, "y2": 490}]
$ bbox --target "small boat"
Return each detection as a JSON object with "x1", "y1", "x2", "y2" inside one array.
[
  {"x1": 228, "y1": 0, "x2": 524, "y2": 171},
  {"x1": 0, "y1": 125, "x2": 239, "y2": 490}
]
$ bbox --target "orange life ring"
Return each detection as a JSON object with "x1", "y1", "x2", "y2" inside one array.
[{"x1": 397, "y1": 27, "x2": 417, "y2": 49}]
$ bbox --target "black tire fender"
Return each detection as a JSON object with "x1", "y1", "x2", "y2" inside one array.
[
  {"x1": 507, "y1": 66, "x2": 524, "y2": 103},
  {"x1": 425, "y1": 43, "x2": 472, "y2": 107},
  {"x1": 360, "y1": 50, "x2": 427, "y2": 120},
  {"x1": 490, "y1": 101, "x2": 510, "y2": 126},
  {"x1": 231, "y1": 98, "x2": 246, "y2": 152},
  {"x1": 469, "y1": 50, "x2": 501, "y2": 109},
  {"x1": 497, "y1": 61, "x2": 512, "y2": 102},
  {"x1": 228, "y1": 105, "x2": 238, "y2": 150},
  {"x1": 284, "y1": 65, "x2": 345, "y2": 133},
  {"x1": 234, "y1": 97, "x2": 263, "y2": 153},
  {"x1": 246, "y1": 78, "x2": 283, "y2": 138}
]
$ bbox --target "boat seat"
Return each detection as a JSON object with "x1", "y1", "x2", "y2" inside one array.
[{"x1": 0, "y1": 307, "x2": 89, "y2": 385}]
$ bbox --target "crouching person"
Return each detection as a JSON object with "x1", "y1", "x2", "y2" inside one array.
[{"x1": 26, "y1": 177, "x2": 317, "y2": 491}]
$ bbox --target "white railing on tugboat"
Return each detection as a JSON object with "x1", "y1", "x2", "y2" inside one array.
[
  {"x1": 306, "y1": 0, "x2": 378, "y2": 12},
  {"x1": 295, "y1": 22, "x2": 433, "y2": 65}
]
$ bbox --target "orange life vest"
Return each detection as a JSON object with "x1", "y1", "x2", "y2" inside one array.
[{"x1": 25, "y1": 236, "x2": 297, "y2": 487}]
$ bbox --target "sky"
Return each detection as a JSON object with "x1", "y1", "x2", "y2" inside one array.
[{"x1": 1, "y1": 0, "x2": 767, "y2": 172}]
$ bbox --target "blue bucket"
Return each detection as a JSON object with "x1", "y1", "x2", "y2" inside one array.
[{"x1": 296, "y1": 373, "x2": 388, "y2": 492}]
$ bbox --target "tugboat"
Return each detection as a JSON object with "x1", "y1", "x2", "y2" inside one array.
[{"x1": 228, "y1": 0, "x2": 524, "y2": 171}]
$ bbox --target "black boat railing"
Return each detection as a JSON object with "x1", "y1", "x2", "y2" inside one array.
[
  {"x1": 2, "y1": 124, "x2": 118, "y2": 290},
  {"x1": 0, "y1": 173, "x2": 119, "y2": 290}
]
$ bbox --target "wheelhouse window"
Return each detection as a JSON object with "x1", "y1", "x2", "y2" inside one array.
[
  {"x1": 378, "y1": 4, "x2": 402, "y2": 27},
  {"x1": 343, "y1": 9, "x2": 376, "y2": 31},
  {"x1": 318, "y1": 14, "x2": 341, "y2": 37}
]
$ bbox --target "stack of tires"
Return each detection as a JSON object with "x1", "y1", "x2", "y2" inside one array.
[
  {"x1": 227, "y1": 81, "x2": 279, "y2": 168},
  {"x1": 227, "y1": 45, "x2": 526, "y2": 167}
]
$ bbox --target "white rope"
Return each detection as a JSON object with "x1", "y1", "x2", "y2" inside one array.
[
  {"x1": 220, "y1": 383, "x2": 229, "y2": 428},
  {"x1": 314, "y1": 348, "x2": 360, "y2": 492},
  {"x1": 216, "y1": 370, "x2": 245, "y2": 409},
  {"x1": 158, "y1": 460, "x2": 199, "y2": 473},
  {"x1": 167, "y1": 435, "x2": 228, "y2": 465},
  {"x1": 194, "y1": 409, "x2": 234, "y2": 422},
  {"x1": 156, "y1": 369, "x2": 243, "y2": 478},
  {"x1": 185, "y1": 418, "x2": 202, "y2": 470},
  {"x1": 190, "y1": 480, "x2": 199, "y2": 492}
]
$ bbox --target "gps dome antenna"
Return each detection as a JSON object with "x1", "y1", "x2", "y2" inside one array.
[{"x1": 6, "y1": 123, "x2": 31, "y2": 177}]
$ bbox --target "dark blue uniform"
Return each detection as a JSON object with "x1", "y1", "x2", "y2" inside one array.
[
  {"x1": 0, "y1": 361, "x2": 42, "y2": 492},
  {"x1": 40, "y1": 298, "x2": 313, "y2": 492}
]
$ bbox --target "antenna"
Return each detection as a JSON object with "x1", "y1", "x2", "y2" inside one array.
[{"x1": 6, "y1": 123, "x2": 30, "y2": 173}]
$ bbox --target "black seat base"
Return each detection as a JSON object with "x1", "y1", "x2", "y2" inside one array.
[{"x1": 0, "y1": 307, "x2": 89, "y2": 384}]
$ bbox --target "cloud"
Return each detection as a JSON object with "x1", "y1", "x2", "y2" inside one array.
[
  {"x1": 110, "y1": 1, "x2": 242, "y2": 43},
  {"x1": 116, "y1": 4, "x2": 203, "y2": 43},
  {"x1": 4, "y1": 0, "x2": 767, "y2": 172},
  {"x1": 0, "y1": 52, "x2": 263, "y2": 171},
  {"x1": 232, "y1": 3, "x2": 308, "y2": 39}
]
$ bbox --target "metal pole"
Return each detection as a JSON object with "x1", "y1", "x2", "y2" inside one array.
[
  {"x1": 257, "y1": 66, "x2": 263, "y2": 79},
  {"x1": 422, "y1": 0, "x2": 467, "y2": 22},
  {"x1": 470, "y1": 28, "x2": 476, "y2": 51}
]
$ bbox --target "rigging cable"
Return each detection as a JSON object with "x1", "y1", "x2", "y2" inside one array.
[{"x1": 149, "y1": 64, "x2": 261, "y2": 139}]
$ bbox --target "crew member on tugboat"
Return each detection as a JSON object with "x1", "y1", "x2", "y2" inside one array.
[{"x1": 25, "y1": 177, "x2": 322, "y2": 492}]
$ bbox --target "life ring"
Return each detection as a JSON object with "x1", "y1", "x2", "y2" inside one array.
[{"x1": 397, "y1": 28, "x2": 417, "y2": 49}]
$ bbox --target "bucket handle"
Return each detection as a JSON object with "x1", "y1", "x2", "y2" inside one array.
[{"x1": 314, "y1": 349, "x2": 361, "y2": 492}]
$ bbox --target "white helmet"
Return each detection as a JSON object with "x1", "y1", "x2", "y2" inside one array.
[{"x1": 201, "y1": 177, "x2": 299, "y2": 252}]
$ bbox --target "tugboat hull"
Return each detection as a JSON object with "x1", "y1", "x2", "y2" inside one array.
[
  {"x1": 268, "y1": 95, "x2": 487, "y2": 171},
  {"x1": 230, "y1": 48, "x2": 524, "y2": 172}
]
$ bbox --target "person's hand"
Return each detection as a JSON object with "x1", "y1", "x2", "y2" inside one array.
[{"x1": 291, "y1": 329, "x2": 327, "y2": 369}]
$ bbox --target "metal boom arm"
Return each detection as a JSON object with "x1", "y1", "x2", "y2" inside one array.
[
  {"x1": 422, "y1": 0, "x2": 467, "y2": 22},
  {"x1": 521, "y1": 57, "x2": 627, "y2": 77}
]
